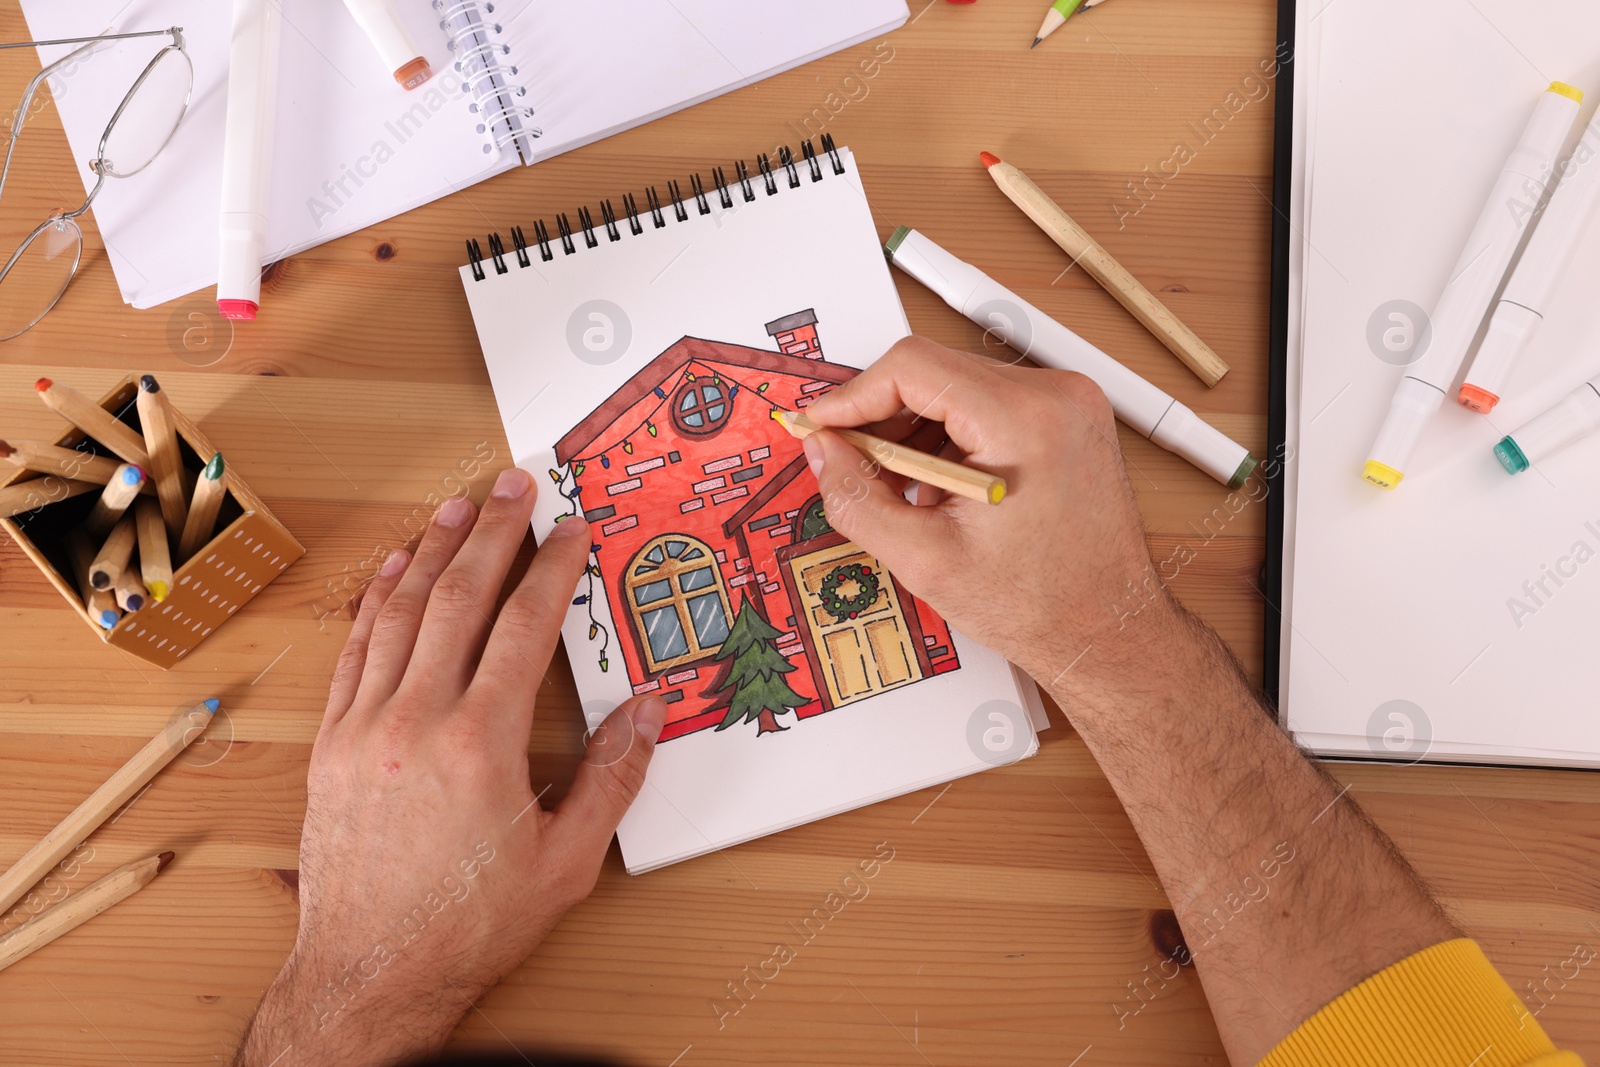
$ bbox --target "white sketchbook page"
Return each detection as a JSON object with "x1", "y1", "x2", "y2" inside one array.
[
  {"x1": 22, "y1": 0, "x2": 509, "y2": 309},
  {"x1": 1276, "y1": 2, "x2": 1326, "y2": 708},
  {"x1": 497, "y1": 0, "x2": 908, "y2": 165},
  {"x1": 1287, "y1": 0, "x2": 1600, "y2": 763},
  {"x1": 460, "y1": 149, "x2": 1037, "y2": 873}
]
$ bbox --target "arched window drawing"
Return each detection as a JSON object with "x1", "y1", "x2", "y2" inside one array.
[
  {"x1": 671, "y1": 380, "x2": 732, "y2": 436},
  {"x1": 625, "y1": 533, "x2": 733, "y2": 673}
]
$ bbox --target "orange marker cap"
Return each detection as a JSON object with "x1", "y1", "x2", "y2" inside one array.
[
  {"x1": 395, "y1": 57, "x2": 431, "y2": 91},
  {"x1": 1458, "y1": 384, "x2": 1499, "y2": 414}
]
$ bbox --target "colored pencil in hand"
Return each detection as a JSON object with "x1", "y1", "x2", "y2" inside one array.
[
  {"x1": 34, "y1": 378, "x2": 150, "y2": 468},
  {"x1": 774, "y1": 409, "x2": 1007, "y2": 505},
  {"x1": 89, "y1": 512, "x2": 138, "y2": 591},
  {"x1": 135, "y1": 375, "x2": 189, "y2": 536},
  {"x1": 0, "y1": 698, "x2": 218, "y2": 917},
  {"x1": 178, "y1": 452, "x2": 226, "y2": 560},
  {"x1": 64, "y1": 528, "x2": 120, "y2": 630},
  {"x1": 84, "y1": 463, "x2": 146, "y2": 539},
  {"x1": 0, "y1": 852, "x2": 174, "y2": 973},
  {"x1": 135, "y1": 498, "x2": 175, "y2": 602},
  {"x1": 981, "y1": 151, "x2": 1231, "y2": 386}
]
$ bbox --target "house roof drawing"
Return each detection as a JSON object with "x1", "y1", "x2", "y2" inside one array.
[{"x1": 552, "y1": 335, "x2": 855, "y2": 466}]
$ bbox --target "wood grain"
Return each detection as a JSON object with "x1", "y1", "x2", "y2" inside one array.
[{"x1": 0, "y1": 1, "x2": 1596, "y2": 1064}]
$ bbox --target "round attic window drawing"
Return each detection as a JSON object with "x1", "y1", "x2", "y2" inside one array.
[{"x1": 671, "y1": 379, "x2": 732, "y2": 436}]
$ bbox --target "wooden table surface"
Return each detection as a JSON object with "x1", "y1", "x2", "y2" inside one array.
[{"x1": 3, "y1": 1, "x2": 1597, "y2": 1063}]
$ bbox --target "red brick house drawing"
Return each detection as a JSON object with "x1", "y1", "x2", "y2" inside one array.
[{"x1": 552, "y1": 310, "x2": 960, "y2": 743}]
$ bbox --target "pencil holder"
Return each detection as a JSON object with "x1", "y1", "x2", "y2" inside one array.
[{"x1": 0, "y1": 375, "x2": 303, "y2": 669}]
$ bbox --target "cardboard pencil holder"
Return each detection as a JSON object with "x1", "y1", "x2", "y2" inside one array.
[{"x1": 0, "y1": 375, "x2": 304, "y2": 669}]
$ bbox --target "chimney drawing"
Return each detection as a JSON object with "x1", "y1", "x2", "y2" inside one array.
[{"x1": 764, "y1": 308, "x2": 821, "y2": 360}]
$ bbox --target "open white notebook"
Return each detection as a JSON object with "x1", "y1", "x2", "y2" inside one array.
[
  {"x1": 1282, "y1": 0, "x2": 1600, "y2": 766},
  {"x1": 22, "y1": 0, "x2": 907, "y2": 309},
  {"x1": 457, "y1": 143, "x2": 1046, "y2": 873}
]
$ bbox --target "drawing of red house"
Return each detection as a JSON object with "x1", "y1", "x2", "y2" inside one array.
[{"x1": 553, "y1": 310, "x2": 961, "y2": 743}]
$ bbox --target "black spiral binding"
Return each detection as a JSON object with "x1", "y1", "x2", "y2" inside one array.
[{"x1": 465, "y1": 138, "x2": 845, "y2": 279}]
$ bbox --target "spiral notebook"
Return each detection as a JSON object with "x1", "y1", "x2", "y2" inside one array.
[
  {"x1": 456, "y1": 141, "x2": 1048, "y2": 873},
  {"x1": 21, "y1": 0, "x2": 907, "y2": 309}
]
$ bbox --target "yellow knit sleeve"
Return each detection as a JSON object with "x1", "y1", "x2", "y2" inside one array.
[{"x1": 1259, "y1": 938, "x2": 1584, "y2": 1067}]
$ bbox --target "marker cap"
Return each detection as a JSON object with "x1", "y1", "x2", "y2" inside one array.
[
  {"x1": 1460, "y1": 301, "x2": 1541, "y2": 413},
  {"x1": 218, "y1": 298, "x2": 258, "y2": 321},
  {"x1": 1493, "y1": 436, "x2": 1529, "y2": 475},
  {"x1": 395, "y1": 57, "x2": 430, "y2": 90},
  {"x1": 1457, "y1": 384, "x2": 1499, "y2": 414},
  {"x1": 1365, "y1": 377, "x2": 1445, "y2": 489},
  {"x1": 1498, "y1": 380, "x2": 1600, "y2": 469}
]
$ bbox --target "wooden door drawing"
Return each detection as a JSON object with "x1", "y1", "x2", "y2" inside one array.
[{"x1": 777, "y1": 532, "x2": 931, "y2": 710}]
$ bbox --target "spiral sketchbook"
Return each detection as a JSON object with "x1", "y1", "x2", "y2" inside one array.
[
  {"x1": 20, "y1": 0, "x2": 907, "y2": 309},
  {"x1": 456, "y1": 141, "x2": 1047, "y2": 873}
]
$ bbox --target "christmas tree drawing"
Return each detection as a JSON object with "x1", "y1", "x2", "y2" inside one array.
[{"x1": 705, "y1": 593, "x2": 806, "y2": 736}]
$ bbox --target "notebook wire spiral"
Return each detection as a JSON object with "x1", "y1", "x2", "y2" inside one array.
[
  {"x1": 465, "y1": 135, "x2": 848, "y2": 281},
  {"x1": 434, "y1": 0, "x2": 540, "y2": 161}
]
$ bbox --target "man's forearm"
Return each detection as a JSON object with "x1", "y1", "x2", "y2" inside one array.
[
  {"x1": 1050, "y1": 598, "x2": 1458, "y2": 1064},
  {"x1": 234, "y1": 949, "x2": 472, "y2": 1067}
]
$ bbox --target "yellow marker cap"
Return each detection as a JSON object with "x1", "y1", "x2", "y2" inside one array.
[
  {"x1": 1362, "y1": 460, "x2": 1404, "y2": 490},
  {"x1": 1549, "y1": 82, "x2": 1584, "y2": 103}
]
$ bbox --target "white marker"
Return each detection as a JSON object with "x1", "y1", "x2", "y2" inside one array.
[
  {"x1": 885, "y1": 227, "x2": 1256, "y2": 488},
  {"x1": 341, "y1": 0, "x2": 431, "y2": 90},
  {"x1": 1364, "y1": 83, "x2": 1582, "y2": 489},
  {"x1": 216, "y1": 0, "x2": 281, "y2": 321},
  {"x1": 1463, "y1": 104, "x2": 1600, "y2": 414},
  {"x1": 1493, "y1": 372, "x2": 1600, "y2": 474}
]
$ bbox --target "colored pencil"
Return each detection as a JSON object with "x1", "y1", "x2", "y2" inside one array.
[
  {"x1": 135, "y1": 375, "x2": 188, "y2": 536},
  {"x1": 0, "y1": 852, "x2": 173, "y2": 973},
  {"x1": 89, "y1": 513, "x2": 138, "y2": 591},
  {"x1": 34, "y1": 378, "x2": 150, "y2": 468},
  {"x1": 84, "y1": 463, "x2": 146, "y2": 539},
  {"x1": 135, "y1": 498, "x2": 175, "y2": 602},
  {"x1": 0, "y1": 477, "x2": 102, "y2": 519},
  {"x1": 0, "y1": 439, "x2": 150, "y2": 488},
  {"x1": 178, "y1": 452, "x2": 226, "y2": 560},
  {"x1": 64, "y1": 528, "x2": 120, "y2": 630},
  {"x1": 0, "y1": 699, "x2": 218, "y2": 916},
  {"x1": 981, "y1": 151, "x2": 1231, "y2": 386},
  {"x1": 112, "y1": 566, "x2": 148, "y2": 613},
  {"x1": 775, "y1": 409, "x2": 1007, "y2": 505}
]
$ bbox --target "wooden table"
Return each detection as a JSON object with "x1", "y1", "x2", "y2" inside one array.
[{"x1": 2, "y1": 1, "x2": 1597, "y2": 1063}]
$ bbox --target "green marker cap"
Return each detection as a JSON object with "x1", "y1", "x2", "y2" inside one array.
[
  {"x1": 1228, "y1": 453, "x2": 1259, "y2": 490},
  {"x1": 885, "y1": 225, "x2": 911, "y2": 260},
  {"x1": 1493, "y1": 437, "x2": 1529, "y2": 475}
]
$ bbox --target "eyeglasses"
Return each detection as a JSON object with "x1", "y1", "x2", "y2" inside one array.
[{"x1": 0, "y1": 28, "x2": 192, "y2": 340}]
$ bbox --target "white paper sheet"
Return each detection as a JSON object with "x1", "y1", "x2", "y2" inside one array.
[
  {"x1": 461, "y1": 149, "x2": 1042, "y2": 872},
  {"x1": 20, "y1": 0, "x2": 908, "y2": 309},
  {"x1": 1284, "y1": 0, "x2": 1600, "y2": 765}
]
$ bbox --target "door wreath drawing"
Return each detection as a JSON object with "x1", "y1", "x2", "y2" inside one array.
[{"x1": 549, "y1": 309, "x2": 962, "y2": 742}]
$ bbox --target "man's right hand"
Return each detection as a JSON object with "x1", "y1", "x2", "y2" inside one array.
[{"x1": 800, "y1": 336, "x2": 1171, "y2": 692}]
